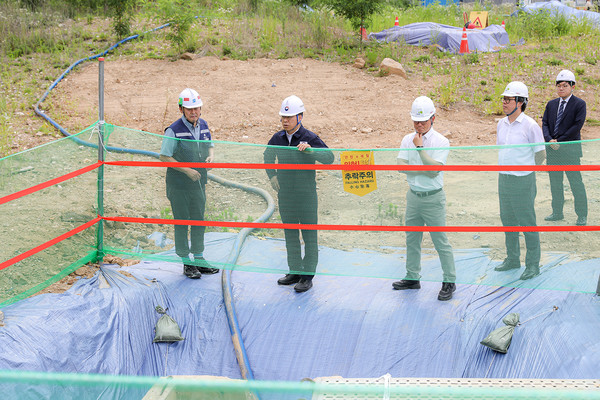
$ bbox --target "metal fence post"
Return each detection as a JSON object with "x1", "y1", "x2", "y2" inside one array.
[{"x1": 97, "y1": 57, "x2": 105, "y2": 263}]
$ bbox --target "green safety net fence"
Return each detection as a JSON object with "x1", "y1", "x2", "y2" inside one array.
[
  {"x1": 0, "y1": 127, "x2": 99, "y2": 305},
  {"x1": 1, "y1": 123, "x2": 600, "y2": 398},
  {"x1": 0, "y1": 369, "x2": 598, "y2": 400},
  {"x1": 2, "y1": 123, "x2": 599, "y2": 306},
  {"x1": 100, "y1": 124, "x2": 600, "y2": 293}
]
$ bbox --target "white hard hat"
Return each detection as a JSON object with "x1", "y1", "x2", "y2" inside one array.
[
  {"x1": 501, "y1": 81, "x2": 529, "y2": 98},
  {"x1": 178, "y1": 88, "x2": 203, "y2": 109},
  {"x1": 410, "y1": 96, "x2": 436, "y2": 121},
  {"x1": 279, "y1": 95, "x2": 305, "y2": 116},
  {"x1": 556, "y1": 69, "x2": 576, "y2": 84}
]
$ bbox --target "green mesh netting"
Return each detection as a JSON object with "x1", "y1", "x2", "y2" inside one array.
[
  {"x1": 1, "y1": 123, "x2": 599, "y2": 305},
  {"x1": 100, "y1": 124, "x2": 599, "y2": 293},
  {"x1": 0, "y1": 369, "x2": 598, "y2": 400},
  {"x1": 1, "y1": 124, "x2": 600, "y2": 397},
  {"x1": 0, "y1": 128, "x2": 99, "y2": 304}
]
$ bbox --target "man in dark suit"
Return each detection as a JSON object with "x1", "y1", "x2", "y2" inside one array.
[{"x1": 542, "y1": 70, "x2": 588, "y2": 226}]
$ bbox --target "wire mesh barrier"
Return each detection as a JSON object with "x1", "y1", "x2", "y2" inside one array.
[
  {"x1": 99, "y1": 124, "x2": 600, "y2": 292},
  {"x1": 0, "y1": 128, "x2": 99, "y2": 305},
  {"x1": 1, "y1": 124, "x2": 600, "y2": 398},
  {"x1": 2, "y1": 124, "x2": 600, "y2": 301}
]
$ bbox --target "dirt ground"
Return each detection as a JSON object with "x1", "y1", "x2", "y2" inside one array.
[
  {"x1": 46, "y1": 56, "x2": 600, "y2": 147},
  {"x1": 21, "y1": 56, "x2": 600, "y2": 294}
]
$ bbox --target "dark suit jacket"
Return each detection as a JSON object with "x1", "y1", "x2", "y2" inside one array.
[{"x1": 542, "y1": 95, "x2": 586, "y2": 161}]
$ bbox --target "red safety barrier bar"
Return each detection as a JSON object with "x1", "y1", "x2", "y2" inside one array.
[
  {"x1": 105, "y1": 160, "x2": 600, "y2": 172},
  {"x1": 103, "y1": 216, "x2": 600, "y2": 232},
  {"x1": 0, "y1": 216, "x2": 101, "y2": 271},
  {"x1": 0, "y1": 162, "x2": 103, "y2": 206}
]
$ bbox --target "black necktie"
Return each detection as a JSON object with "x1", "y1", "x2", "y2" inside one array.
[{"x1": 555, "y1": 100, "x2": 566, "y2": 134}]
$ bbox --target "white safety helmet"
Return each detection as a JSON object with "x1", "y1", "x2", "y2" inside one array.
[
  {"x1": 556, "y1": 69, "x2": 576, "y2": 85},
  {"x1": 501, "y1": 81, "x2": 529, "y2": 99},
  {"x1": 410, "y1": 96, "x2": 436, "y2": 122},
  {"x1": 279, "y1": 95, "x2": 305, "y2": 116},
  {"x1": 178, "y1": 88, "x2": 203, "y2": 109}
]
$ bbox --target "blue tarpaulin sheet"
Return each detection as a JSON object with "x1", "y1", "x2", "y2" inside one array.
[
  {"x1": 516, "y1": 1, "x2": 600, "y2": 26},
  {"x1": 368, "y1": 22, "x2": 512, "y2": 53},
  {"x1": 0, "y1": 232, "x2": 599, "y2": 399}
]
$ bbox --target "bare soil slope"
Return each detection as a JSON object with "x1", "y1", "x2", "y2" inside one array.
[{"x1": 50, "y1": 56, "x2": 519, "y2": 148}]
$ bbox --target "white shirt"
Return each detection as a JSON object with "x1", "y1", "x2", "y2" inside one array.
[
  {"x1": 497, "y1": 112, "x2": 545, "y2": 176},
  {"x1": 556, "y1": 94, "x2": 571, "y2": 118},
  {"x1": 397, "y1": 127, "x2": 449, "y2": 191}
]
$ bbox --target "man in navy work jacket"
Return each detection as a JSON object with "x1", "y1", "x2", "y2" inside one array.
[
  {"x1": 542, "y1": 69, "x2": 588, "y2": 226},
  {"x1": 160, "y1": 88, "x2": 219, "y2": 279},
  {"x1": 263, "y1": 95, "x2": 335, "y2": 293}
]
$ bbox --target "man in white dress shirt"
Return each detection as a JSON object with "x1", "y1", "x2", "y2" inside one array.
[
  {"x1": 393, "y1": 96, "x2": 456, "y2": 301},
  {"x1": 494, "y1": 81, "x2": 546, "y2": 281}
]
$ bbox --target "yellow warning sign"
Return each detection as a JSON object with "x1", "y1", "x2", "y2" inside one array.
[
  {"x1": 340, "y1": 150, "x2": 377, "y2": 197},
  {"x1": 469, "y1": 11, "x2": 489, "y2": 29}
]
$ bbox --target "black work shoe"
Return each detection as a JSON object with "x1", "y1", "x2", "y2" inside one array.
[
  {"x1": 520, "y1": 266, "x2": 540, "y2": 280},
  {"x1": 494, "y1": 259, "x2": 521, "y2": 271},
  {"x1": 196, "y1": 257, "x2": 219, "y2": 274},
  {"x1": 277, "y1": 274, "x2": 301, "y2": 285},
  {"x1": 576, "y1": 216, "x2": 587, "y2": 226},
  {"x1": 197, "y1": 266, "x2": 220, "y2": 274},
  {"x1": 183, "y1": 264, "x2": 202, "y2": 279},
  {"x1": 438, "y1": 282, "x2": 456, "y2": 301},
  {"x1": 392, "y1": 279, "x2": 421, "y2": 290},
  {"x1": 294, "y1": 279, "x2": 313, "y2": 293},
  {"x1": 544, "y1": 213, "x2": 564, "y2": 222}
]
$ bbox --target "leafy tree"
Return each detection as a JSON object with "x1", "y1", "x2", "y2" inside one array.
[
  {"x1": 153, "y1": 0, "x2": 196, "y2": 54},
  {"x1": 20, "y1": 0, "x2": 44, "y2": 11},
  {"x1": 106, "y1": 0, "x2": 136, "y2": 39},
  {"x1": 286, "y1": 0, "x2": 312, "y2": 6},
  {"x1": 324, "y1": 0, "x2": 385, "y2": 38}
]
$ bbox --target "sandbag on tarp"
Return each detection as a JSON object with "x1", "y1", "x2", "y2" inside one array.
[
  {"x1": 153, "y1": 305, "x2": 184, "y2": 343},
  {"x1": 368, "y1": 22, "x2": 512, "y2": 53},
  {"x1": 480, "y1": 312, "x2": 520, "y2": 353},
  {"x1": 514, "y1": 0, "x2": 600, "y2": 26}
]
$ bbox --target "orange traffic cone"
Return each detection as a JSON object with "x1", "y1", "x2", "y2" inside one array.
[
  {"x1": 501, "y1": 20, "x2": 505, "y2": 29},
  {"x1": 394, "y1": 16, "x2": 399, "y2": 27},
  {"x1": 360, "y1": 27, "x2": 367, "y2": 41},
  {"x1": 459, "y1": 27, "x2": 469, "y2": 54}
]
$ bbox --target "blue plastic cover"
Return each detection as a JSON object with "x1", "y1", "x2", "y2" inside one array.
[
  {"x1": 515, "y1": 1, "x2": 600, "y2": 26},
  {"x1": 368, "y1": 22, "x2": 512, "y2": 54},
  {"x1": 0, "y1": 232, "x2": 599, "y2": 399},
  {"x1": 421, "y1": 0, "x2": 458, "y2": 6}
]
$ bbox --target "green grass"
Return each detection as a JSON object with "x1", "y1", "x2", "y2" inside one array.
[
  {"x1": 0, "y1": 96, "x2": 9, "y2": 156},
  {"x1": 587, "y1": 118, "x2": 600, "y2": 126}
]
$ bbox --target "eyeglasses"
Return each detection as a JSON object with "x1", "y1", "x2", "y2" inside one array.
[
  {"x1": 502, "y1": 97, "x2": 516, "y2": 104},
  {"x1": 556, "y1": 83, "x2": 571, "y2": 89},
  {"x1": 413, "y1": 117, "x2": 432, "y2": 125}
]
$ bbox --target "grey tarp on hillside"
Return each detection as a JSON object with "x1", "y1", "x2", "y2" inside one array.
[
  {"x1": 368, "y1": 22, "x2": 511, "y2": 54},
  {"x1": 515, "y1": 0, "x2": 600, "y2": 26}
]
